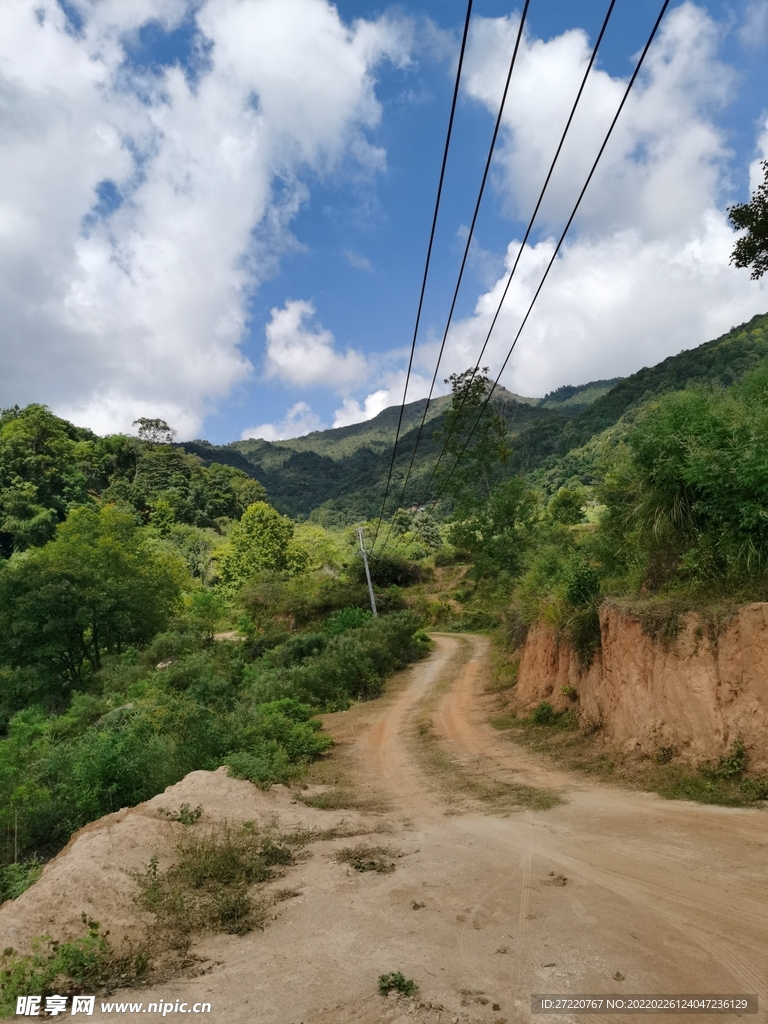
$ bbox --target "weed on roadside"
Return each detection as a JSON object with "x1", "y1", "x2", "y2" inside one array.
[
  {"x1": 0, "y1": 915, "x2": 151, "y2": 1016},
  {"x1": 295, "y1": 787, "x2": 389, "y2": 813},
  {"x1": 335, "y1": 844, "x2": 396, "y2": 873},
  {"x1": 378, "y1": 972, "x2": 417, "y2": 996},
  {"x1": 494, "y1": 712, "x2": 768, "y2": 808},
  {"x1": 134, "y1": 822, "x2": 302, "y2": 947},
  {"x1": 414, "y1": 719, "x2": 561, "y2": 812}
]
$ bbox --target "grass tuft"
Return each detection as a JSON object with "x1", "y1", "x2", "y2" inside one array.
[{"x1": 335, "y1": 844, "x2": 396, "y2": 873}]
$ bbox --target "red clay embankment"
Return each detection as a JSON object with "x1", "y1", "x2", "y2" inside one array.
[{"x1": 515, "y1": 602, "x2": 768, "y2": 768}]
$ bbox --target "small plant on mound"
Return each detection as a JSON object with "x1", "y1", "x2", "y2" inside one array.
[
  {"x1": 158, "y1": 802, "x2": 203, "y2": 825},
  {"x1": 0, "y1": 915, "x2": 150, "y2": 1015},
  {"x1": 135, "y1": 822, "x2": 300, "y2": 945},
  {"x1": 378, "y1": 971, "x2": 417, "y2": 996}
]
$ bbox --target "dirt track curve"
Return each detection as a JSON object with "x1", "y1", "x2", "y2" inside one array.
[{"x1": 34, "y1": 633, "x2": 767, "y2": 1024}]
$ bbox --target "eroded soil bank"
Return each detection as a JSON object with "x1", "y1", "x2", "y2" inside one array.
[{"x1": 515, "y1": 602, "x2": 768, "y2": 768}]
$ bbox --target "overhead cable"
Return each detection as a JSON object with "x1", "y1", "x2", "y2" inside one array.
[
  {"x1": 386, "y1": 0, "x2": 671, "y2": 550},
  {"x1": 368, "y1": 0, "x2": 475, "y2": 551},
  {"x1": 372, "y1": 0, "x2": 534, "y2": 554}
]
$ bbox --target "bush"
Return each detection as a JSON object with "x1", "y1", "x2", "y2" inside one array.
[
  {"x1": 531, "y1": 702, "x2": 559, "y2": 726},
  {"x1": 243, "y1": 611, "x2": 430, "y2": 708},
  {"x1": 0, "y1": 915, "x2": 149, "y2": 1015},
  {"x1": 353, "y1": 553, "x2": 423, "y2": 589},
  {"x1": 322, "y1": 606, "x2": 371, "y2": 636},
  {"x1": 135, "y1": 823, "x2": 298, "y2": 943},
  {"x1": 378, "y1": 972, "x2": 417, "y2": 997}
]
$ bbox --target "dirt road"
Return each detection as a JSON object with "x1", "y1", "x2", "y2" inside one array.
[{"x1": 28, "y1": 633, "x2": 766, "y2": 1023}]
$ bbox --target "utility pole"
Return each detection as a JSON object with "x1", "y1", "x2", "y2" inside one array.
[{"x1": 357, "y1": 527, "x2": 378, "y2": 618}]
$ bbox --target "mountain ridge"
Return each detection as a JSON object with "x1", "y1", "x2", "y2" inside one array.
[{"x1": 183, "y1": 312, "x2": 768, "y2": 523}]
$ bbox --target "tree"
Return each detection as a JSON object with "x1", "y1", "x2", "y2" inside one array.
[
  {"x1": 0, "y1": 405, "x2": 99, "y2": 555},
  {"x1": 433, "y1": 368, "x2": 510, "y2": 516},
  {"x1": 0, "y1": 505, "x2": 186, "y2": 686},
  {"x1": 132, "y1": 417, "x2": 176, "y2": 444},
  {"x1": 218, "y1": 502, "x2": 295, "y2": 587},
  {"x1": 728, "y1": 161, "x2": 768, "y2": 280},
  {"x1": 448, "y1": 476, "x2": 538, "y2": 578}
]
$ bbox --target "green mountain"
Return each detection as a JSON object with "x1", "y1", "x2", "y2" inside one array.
[{"x1": 185, "y1": 312, "x2": 768, "y2": 523}]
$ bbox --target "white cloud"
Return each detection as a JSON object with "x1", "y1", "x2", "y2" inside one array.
[
  {"x1": 429, "y1": 3, "x2": 768, "y2": 397},
  {"x1": 241, "y1": 400, "x2": 323, "y2": 441},
  {"x1": 333, "y1": 389, "x2": 389, "y2": 427},
  {"x1": 0, "y1": 0, "x2": 408, "y2": 436},
  {"x1": 263, "y1": 299, "x2": 368, "y2": 389},
  {"x1": 738, "y1": 0, "x2": 768, "y2": 49},
  {"x1": 344, "y1": 249, "x2": 372, "y2": 271}
]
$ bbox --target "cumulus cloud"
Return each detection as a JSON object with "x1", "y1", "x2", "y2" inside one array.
[
  {"x1": 427, "y1": 3, "x2": 768, "y2": 397},
  {"x1": 0, "y1": 0, "x2": 408, "y2": 436},
  {"x1": 263, "y1": 299, "x2": 368, "y2": 390},
  {"x1": 241, "y1": 400, "x2": 324, "y2": 441},
  {"x1": 332, "y1": 389, "x2": 389, "y2": 427}
]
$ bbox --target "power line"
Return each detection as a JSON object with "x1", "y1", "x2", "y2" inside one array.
[
  {"x1": 369, "y1": 0, "x2": 474, "y2": 552},
  {"x1": 386, "y1": 0, "x2": 671, "y2": 550},
  {"x1": 375, "y1": 0, "x2": 533, "y2": 550},
  {"x1": 393, "y1": 0, "x2": 617, "y2": 529}
]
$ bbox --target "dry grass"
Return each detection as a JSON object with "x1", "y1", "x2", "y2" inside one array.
[
  {"x1": 334, "y1": 844, "x2": 398, "y2": 873},
  {"x1": 413, "y1": 720, "x2": 561, "y2": 812},
  {"x1": 294, "y1": 787, "x2": 389, "y2": 813},
  {"x1": 490, "y1": 707, "x2": 768, "y2": 808}
]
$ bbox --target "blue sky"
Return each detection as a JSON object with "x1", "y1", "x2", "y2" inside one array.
[{"x1": 0, "y1": 0, "x2": 766, "y2": 443}]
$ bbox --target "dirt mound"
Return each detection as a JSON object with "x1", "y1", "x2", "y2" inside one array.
[{"x1": 0, "y1": 768, "x2": 338, "y2": 954}]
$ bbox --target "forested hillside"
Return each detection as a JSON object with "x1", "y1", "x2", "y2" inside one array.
[{"x1": 186, "y1": 313, "x2": 768, "y2": 522}]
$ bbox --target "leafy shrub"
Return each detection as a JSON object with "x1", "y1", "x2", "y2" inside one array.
[
  {"x1": 0, "y1": 915, "x2": 149, "y2": 1015},
  {"x1": 563, "y1": 559, "x2": 600, "y2": 606},
  {"x1": 243, "y1": 611, "x2": 429, "y2": 708},
  {"x1": 701, "y1": 739, "x2": 748, "y2": 780},
  {"x1": 354, "y1": 553, "x2": 423, "y2": 588},
  {"x1": 531, "y1": 702, "x2": 559, "y2": 726},
  {"x1": 322, "y1": 606, "x2": 371, "y2": 636},
  {"x1": 378, "y1": 972, "x2": 417, "y2": 997},
  {"x1": 0, "y1": 859, "x2": 42, "y2": 902}
]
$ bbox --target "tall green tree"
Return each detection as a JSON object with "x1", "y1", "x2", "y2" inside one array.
[
  {"x1": 0, "y1": 405, "x2": 98, "y2": 553},
  {"x1": 0, "y1": 505, "x2": 186, "y2": 687},
  {"x1": 433, "y1": 368, "x2": 510, "y2": 517},
  {"x1": 218, "y1": 502, "x2": 295, "y2": 587}
]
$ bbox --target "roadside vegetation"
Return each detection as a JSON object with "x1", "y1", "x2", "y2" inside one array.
[{"x1": 0, "y1": 407, "x2": 430, "y2": 904}]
